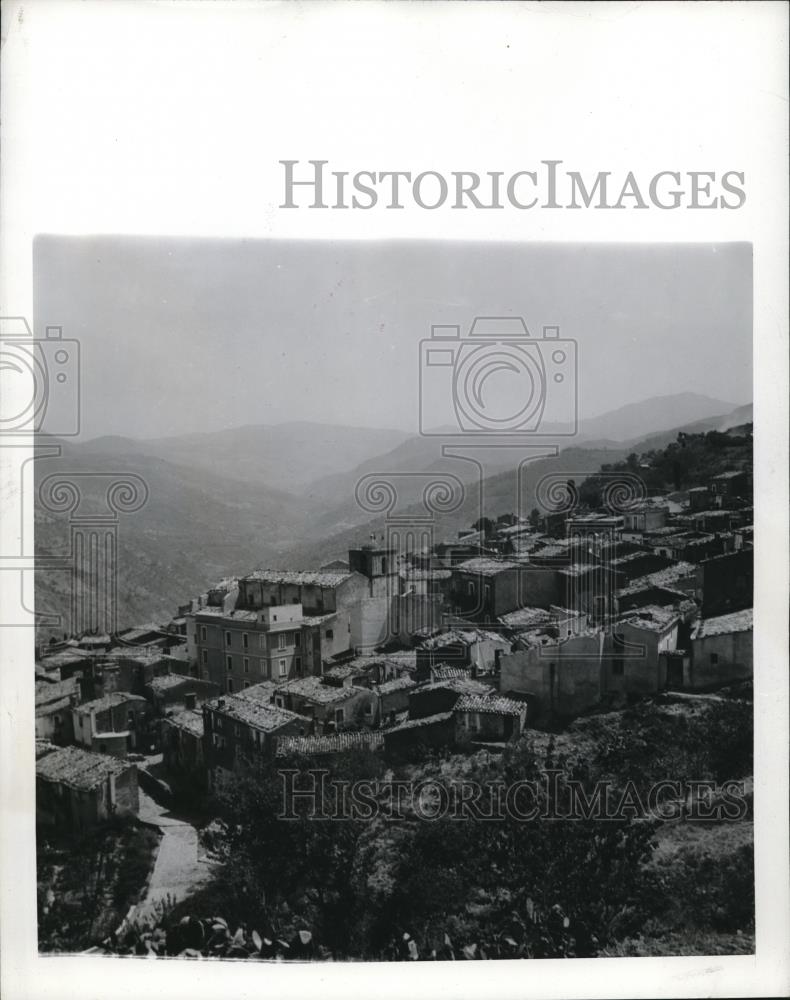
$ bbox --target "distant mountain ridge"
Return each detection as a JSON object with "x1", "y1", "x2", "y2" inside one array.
[
  {"x1": 77, "y1": 421, "x2": 412, "y2": 494},
  {"x1": 35, "y1": 395, "x2": 752, "y2": 634}
]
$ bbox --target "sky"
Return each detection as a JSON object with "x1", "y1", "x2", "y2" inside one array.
[{"x1": 33, "y1": 238, "x2": 752, "y2": 440}]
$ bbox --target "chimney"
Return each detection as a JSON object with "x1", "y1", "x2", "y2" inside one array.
[{"x1": 184, "y1": 692, "x2": 197, "y2": 711}]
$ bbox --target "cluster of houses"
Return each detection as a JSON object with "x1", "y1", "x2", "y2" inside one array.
[{"x1": 34, "y1": 465, "x2": 753, "y2": 826}]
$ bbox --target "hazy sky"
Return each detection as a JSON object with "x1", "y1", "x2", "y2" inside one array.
[{"x1": 33, "y1": 238, "x2": 752, "y2": 440}]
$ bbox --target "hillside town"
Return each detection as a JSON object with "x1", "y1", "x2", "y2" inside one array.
[{"x1": 34, "y1": 428, "x2": 754, "y2": 957}]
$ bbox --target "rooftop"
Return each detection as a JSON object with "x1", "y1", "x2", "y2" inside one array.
[
  {"x1": 455, "y1": 558, "x2": 521, "y2": 577},
  {"x1": 276, "y1": 731, "x2": 384, "y2": 758},
  {"x1": 454, "y1": 694, "x2": 526, "y2": 717},
  {"x1": 278, "y1": 675, "x2": 361, "y2": 704},
  {"x1": 617, "y1": 561, "x2": 697, "y2": 597},
  {"x1": 148, "y1": 672, "x2": 200, "y2": 692},
  {"x1": 192, "y1": 607, "x2": 260, "y2": 622},
  {"x1": 413, "y1": 677, "x2": 494, "y2": 697},
  {"x1": 235, "y1": 681, "x2": 278, "y2": 704},
  {"x1": 35, "y1": 678, "x2": 78, "y2": 708},
  {"x1": 619, "y1": 605, "x2": 681, "y2": 632},
  {"x1": 75, "y1": 692, "x2": 147, "y2": 715},
  {"x1": 386, "y1": 711, "x2": 454, "y2": 734},
  {"x1": 209, "y1": 694, "x2": 308, "y2": 732},
  {"x1": 694, "y1": 608, "x2": 753, "y2": 638},
  {"x1": 302, "y1": 612, "x2": 339, "y2": 627},
  {"x1": 499, "y1": 607, "x2": 553, "y2": 629},
  {"x1": 243, "y1": 569, "x2": 354, "y2": 587},
  {"x1": 163, "y1": 709, "x2": 204, "y2": 738},
  {"x1": 373, "y1": 676, "x2": 417, "y2": 695},
  {"x1": 401, "y1": 569, "x2": 452, "y2": 581},
  {"x1": 419, "y1": 627, "x2": 506, "y2": 650},
  {"x1": 429, "y1": 665, "x2": 472, "y2": 682},
  {"x1": 36, "y1": 745, "x2": 132, "y2": 791}
]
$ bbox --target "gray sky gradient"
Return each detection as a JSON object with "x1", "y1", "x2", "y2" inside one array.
[{"x1": 33, "y1": 238, "x2": 752, "y2": 440}]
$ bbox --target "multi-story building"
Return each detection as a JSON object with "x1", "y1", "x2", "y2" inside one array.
[
  {"x1": 186, "y1": 547, "x2": 411, "y2": 684},
  {"x1": 71, "y1": 692, "x2": 149, "y2": 757},
  {"x1": 202, "y1": 689, "x2": 310, "y2": 786},
  {"x1": 189, "y1": 604, "x2": 310, "y2": 694}
]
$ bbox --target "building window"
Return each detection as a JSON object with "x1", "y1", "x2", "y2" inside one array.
[
  {"x1": 335, "y1": 708, "x2": 345, "y2": 725},
  {"x1": 200, "y1": 626, "x2": 207, "y2": 642},
  {"x1": 467, "y1": 582, "x2": 474, "y2": 597},
  {"x1": 243, "y1": 657, "x2": 250, "y2": 673},
  {"x1": 294, "y1": 632, "x2": 301, "y2": 649},
  {"x1": 295, "y1": 656, "x2": 302, "y2": 673},
  {"x1": 278, "y1": 632, "x2": 287, "y2": 650},
  {"x1": 242, "y1": 633, "x2": 249, "y2": 650},
  {"x1": 259, "y1": 635, "x2": 267, "y2": 651},
  {"x1": 279, "y1": 659, "x2": 287, "y2": 677},
  {"x1": 201, "y1": 649, "x2": 208, "y2": 665},
  {"x1": 226, "y1": 655, "x2": 233, "y2": 672},
  {"x1": 325, "y1": 629, "x2": 334, "y2": 640},
  {"x1": 227, "y1": 679, "x2": 234, "y2": 693},
  {"x1": 710, "y1": 653, "x2": 719, "y2": 665},
  {"x1": 244, "y1": 681, "x2": 250, "y2": 689},
  {"x1": 225, "y1": 631, "x2": 232, "y2": 647}
]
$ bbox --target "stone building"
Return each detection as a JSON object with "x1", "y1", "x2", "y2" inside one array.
[
  {"x1": 72, "y1": 692, "x2": 149, "y2": 756},
  {"x1": 36, "y1": 745, "x2": 139, "y2": 830},
  {"x1": 688, "y1": 608, "x2": 753, "y2": 689}
]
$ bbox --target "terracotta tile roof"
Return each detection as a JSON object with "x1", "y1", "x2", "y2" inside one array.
[
  {"x1": 74, "y1": 692, "x2": 147, "y2": 715},
  {"x1": 455, "y1": 558, "x2": 521, "y2": 577},
  {"x1": 619, "y1": 605, "x2": 681, "y2": 632},
  {"x1": 694, "y1": 608, "x2": 753, "y2": 638},
  {"x1": 414, "y1": 677, "x2": 493, "y2": 696},
  {"x1": 386, "y1": 711, "x2": 454, "y2": 734},
  {"x1": 277, "y1": 676, "x2": 362, "y2": 704},
  {"x1": 35, "y1": 678, "x2": 79, "y2": 708},
  {"x1": 499, "y1": 607, "x2": 553, "y2": 628},
  {"x1": 373, "y1": 676, "x2": 417, "y2": 695},
  {"x1": 419, "y1": 627, "x2": 506, "y2": 649},
  {"x1": 429, "y1": 665, "x2": 471, "y2": 682},
  {"x1": 162, "y1": 709, "x2": 204, "y2": 738},
  {"x1": 454, "y1": 694, "x2": 526, "y2": 716},
  {"x1": 276, "y1": 731, "x2": 384, "y2": 757},
  {"x1": 235, "y1": 681, "x2": 278, "y2": 704},
  {"x1": 243, "y1": 569, "x2": 354, "y2": 587},
  {"x1": 208, "y1": 694, "x2": 308, "y2": 733},
  {"x1": 36, "y1": 745, "x2": 132, "y2": 791},
  {"x1": 148, "y1": 672, "x2": 199, "y2": 692}
]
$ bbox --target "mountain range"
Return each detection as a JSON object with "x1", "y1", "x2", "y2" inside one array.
[{"x1": 35, "y1": 393, "x2": 751, "y2": 635}]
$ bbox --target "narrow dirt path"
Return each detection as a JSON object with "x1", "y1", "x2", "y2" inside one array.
[{"x1": 122, "y1": 789, "x2": 215, "y2": 930}]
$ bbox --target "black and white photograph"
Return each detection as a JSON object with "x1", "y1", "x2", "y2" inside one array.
[
  {"x1": 0, "y1": 3, "x2": 787, "y2": 1000},
  {"x1": 24, "y1": 237, "x2": 757, "y2": 963}
]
